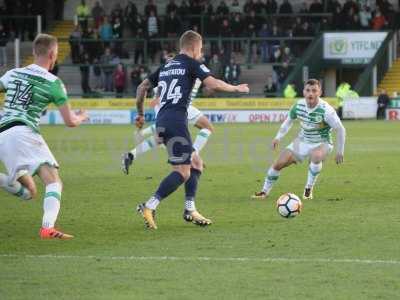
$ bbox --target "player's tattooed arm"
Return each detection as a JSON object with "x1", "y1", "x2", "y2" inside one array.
[
  {"x1": 136, "y1": 78, "x2": 153, "y2": 116},
  {"x1": 203, "y1": 76, "x2": 249, "y2": 93}
]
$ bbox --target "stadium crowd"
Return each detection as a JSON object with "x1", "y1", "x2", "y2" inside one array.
[{"x1": 68, "y1": 0, "x2": 399, "y2": 95}]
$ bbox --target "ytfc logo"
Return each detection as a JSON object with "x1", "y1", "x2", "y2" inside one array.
[{"x1": 329, "y1": 38, "x2": 348, "y2": 55}]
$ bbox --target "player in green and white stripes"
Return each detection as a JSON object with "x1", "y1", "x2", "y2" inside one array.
[
  {"x1": 0, "y1": 34, "x2": 88, "y2": 239},
  {"x1": 252, "y1": 79, "x2": 346, "y2": 200}
]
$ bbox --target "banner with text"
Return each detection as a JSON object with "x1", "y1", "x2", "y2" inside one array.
[
  {"x1": 343, "y1": 97, "x2": 377, "y2": 119},
  {"x1": 39, "y1": 110, "x2": 289, "y2": 125},
  {"x1": 323, "y1": 32, "x2": 387, "y2": 64}
]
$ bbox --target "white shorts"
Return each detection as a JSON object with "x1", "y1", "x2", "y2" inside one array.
[
  {"x1": 187, "y1": 105, "x2": 203, "y2": 124},
  {"x1": 154, "y1": 104, "x2": 203, "y2": 125},
  {"x1": 286, "y1": 138, "x2": 333, "y2": 162},
  {"x1": 0, "y1": 126, "x2": 58, "y2": 184}
]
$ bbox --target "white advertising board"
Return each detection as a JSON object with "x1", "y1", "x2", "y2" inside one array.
[
  {"x1": 323, "y1": 32, "x2": 387, "y2": 63},
  {"x1": 343, "y1": 97, "x2": 377, "y2": 119}
]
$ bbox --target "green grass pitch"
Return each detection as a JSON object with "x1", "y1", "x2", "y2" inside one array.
[{"x1": 0, "y1": 121, "x2": 399, "y2": 299}]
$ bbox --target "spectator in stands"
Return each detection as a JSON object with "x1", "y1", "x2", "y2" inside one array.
[
  {"x1": 164, "y1": 10, "x2": 181, "y2": 50},
  {"x1": 147, "y1": 10, "x2": 160, "y2": 63},
  {"x1": 124, "y1": 1, "x2": 138, "y2": 34},
  {"x1": 377, "y1": 89, "x2": 390, "y2": 119},
  {"x1": 231, "y1": 13, "x2": 243, "y2": 53},
  {"x1": 134, "y1": 27, "x2": 145, "y2": 64},
  {"x1": 145, "y1": 0, "x2": 158, "y2": 17},
  {"x1": 231, "y1": 0, "x2": 241, "y2": 14},
  {"x1": 371, "y1": 9, "x2": 387, "y2": 30},
  {"x1": 279, "y1": 0, "x2": 293, "y2": 14},
  {"x1": 166, "y1": 0, "x2": 178, "y2": 14},
  {"x1": 270, "y1": 47, "x2": 282, "y2": 63},
  {"x1": 76, "y1": 0, "x2": 90, "y2": 30},
  {"x1": 265, "y1": 0, "x2": 278, "y2": 14},
  {"x1": 80, "y1": 52, "x2": 92, "y2": 95},
  {"x1": 205, "y1": 15, "x2": 219, "y2": 54},
  {"x1": 359, "y1": 5, "x2": 372, "y2": 29},
  {"x1": 100, "y1": 17, "x2": 113, "y2": 46},
  {"x1": 223, "y1": 57, "x2": 241, "y2": 85},
  {"x1": 205, "y1": 1, "x2": 214, "y2": 14},
  {"x1": 130, "y1": 67, "x2": 141, "y2": 97},
  {"x1": 219, "y1": 18, "x2": 232, "y2": 55},
  {"x1": 92, "y1": 58, "x2": 103, "y2": 91},
  {"x1": 332, "y1": 6, "x2": 344, "y2": 30},
  {"x1": 276, "y1": 61, "x2": 290, "y2": 87},
  {"x1": 178, "y1": 0, "x2": 190, "y2": 30},
  {"x1": 309, "y1": 0, "x2": 323, "y2": 13},
  {"x1": 92, "y1": 1, "x2": 105, "y2": 29},
  {"x1": 243, "y1": 0, "x2": 255, "y2": 14},
  {"x1": 264, "y1": 75, "x2": 277, "y2": 96},
  {"x1": 55, "y1": 0, "x2": 65, "y2": 20},
  {"x1": 111, "y1": 3, "x2": 124, "y2": 23},
  {"x1": 101, "y1": 47, "x2": 115, "y2": 92},
  {"x1": 342, "y1": 0, "x2": 359, "y2": 15},
  {"x1": 114, "y1": 63, "x2": 126, "y2": 98},
  {"x1": 258, "y1": 23, "x2": 270, "y2": 63},
  {"x1": 254, "y1": 0, "x2": 266, "y2": 12},
  {"x1": 209, "y1": 53, "x2": 222, "y2": 78},
  {"x1": 0, "y1": 24, "x2": 8, "y2": 67},
  {"x1": 282, "y1": 46, "x2": 294, "y2": 63},
  {"x1": 216, "y1": 1, "x2": 229, "y2": 16},
  {"x1": 69, "y1": 25, "x2": 82, "y2": 64},
  {"x1": 327, "y1": 0, "x2": 341, "y2": 14},
  {"x1": 113, "y1": 17, "x2": 123, "y2": 57}
]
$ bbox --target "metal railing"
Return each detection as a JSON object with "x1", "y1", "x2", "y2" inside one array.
[{"x1": 354, "y1": 31, "x2": 397, "y2": 96}]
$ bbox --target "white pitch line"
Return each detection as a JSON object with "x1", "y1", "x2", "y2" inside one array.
[{"x1": 0, "y1": 254, "x2": 399, "y2": 266}]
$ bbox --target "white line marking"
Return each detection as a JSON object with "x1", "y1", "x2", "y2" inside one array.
[{"x1": 0, "y1": 254, "x2": 399, "y2": 266}]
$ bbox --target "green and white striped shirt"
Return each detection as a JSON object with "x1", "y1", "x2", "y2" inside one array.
[
  {"x1": 288, "y1": 98, "x2": 338, "y2": 144},
  {"x1": 0, "y1": 64, "x2": 68, "y2": 132}
]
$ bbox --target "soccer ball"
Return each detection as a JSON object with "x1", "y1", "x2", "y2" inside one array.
[{"x1": 276, "y1": 193, "x2": 302, "y2": 218}]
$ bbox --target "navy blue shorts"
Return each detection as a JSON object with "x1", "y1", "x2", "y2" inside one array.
[{"x1": 156, "y1": 119, "x2": 193, "y2": 165}]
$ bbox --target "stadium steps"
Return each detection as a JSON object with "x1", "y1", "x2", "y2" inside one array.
[
  {"x1": 378, "y1": 58, "x2": 400, "y2": 95},
  {"x1": 22, "y1": 21, "x2": 74, "y2": 66}
]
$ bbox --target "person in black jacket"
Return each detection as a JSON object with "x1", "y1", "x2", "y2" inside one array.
[{"x1": 377, "y1": 89, "x2": 390, "y2": 120}]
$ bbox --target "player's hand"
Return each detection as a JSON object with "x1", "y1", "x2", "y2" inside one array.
[
  {"x1": 271, "y1": 138, "x2": 280, "y2": 150},
  {"x1": 135, "y1": 115, "x2": 145, "y2": 129},
  {"x1": 236, "y1": 84, "x2": 249, "y2": 93},
  {"x1": 335, "y1": 153, "x2": 344, "y2": 164},
  {"x1": 77, "y1": 109, "x2": 89, "y2": 122}
]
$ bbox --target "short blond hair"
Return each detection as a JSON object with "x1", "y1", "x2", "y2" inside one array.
[
  {"x1": 33, "y1": 34, "x2": 58, "y2": 57},
  {"x1": 179, "y1": 30, "x2": 202, "y2": 50}
]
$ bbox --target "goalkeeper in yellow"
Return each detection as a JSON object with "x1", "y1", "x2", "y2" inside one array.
[{"x1": 252, "y1": 79, "x2": 346, "y2": 200}]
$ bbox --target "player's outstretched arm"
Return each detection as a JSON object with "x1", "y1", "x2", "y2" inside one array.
[
  {"x1": 135, "y1": 78, "x2": 153, "y2": 128},
  {"x1": 58, "y1": 103, "x2": 89, "y2": 127},
  {"x1": 272, "y1": 117, "x2": 294, "y2": 150},
  {"x1": 203, "y1": 76, "x2": 249, "y2": 93}
]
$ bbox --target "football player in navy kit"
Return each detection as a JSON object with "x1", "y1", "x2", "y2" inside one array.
[{"x1": 135, "y1": 31, "x2": 249, "y2": 229}]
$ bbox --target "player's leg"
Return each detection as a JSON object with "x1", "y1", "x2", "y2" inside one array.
[
  {"x1": 122, "y1": 126, "x2": 159, "y2": 174},
  {"x1": 137, "y1": 124, "x2": 193, "y2": 229},
  {"x1": 0, "y1": 172, "x2": 35, "y2": 200},
  {"x1": 37, "y1": 165, "x2": 73, "y2": 240},
  {"x1": 183, "y1": 152, "x2": 212, "y2": 226},
  {"x1": 252, "y1": 150, "x2": 297, "y2": 199},
  {"x1": 303, "y1": 144, "x2": 331, "y2": 200},
  {"x1": 138, "y1": 164, "x2": 191, "y2": 229},
  {"x1": 192, "y1": 113, "x2": 214, "y2": 153}
]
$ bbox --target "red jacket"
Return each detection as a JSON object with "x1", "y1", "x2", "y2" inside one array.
[{"x1": 114, "y1": 69, "x2": 126, "y2": 88}]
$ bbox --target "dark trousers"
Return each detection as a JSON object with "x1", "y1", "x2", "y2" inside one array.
[{"x1": 377, "y1": 107, "x2": 386, "y2": 120}]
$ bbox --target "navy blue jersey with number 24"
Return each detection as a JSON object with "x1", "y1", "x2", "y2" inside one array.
[{"x1": 147, "y1": 54, "x2": 211, "y2": 122}]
